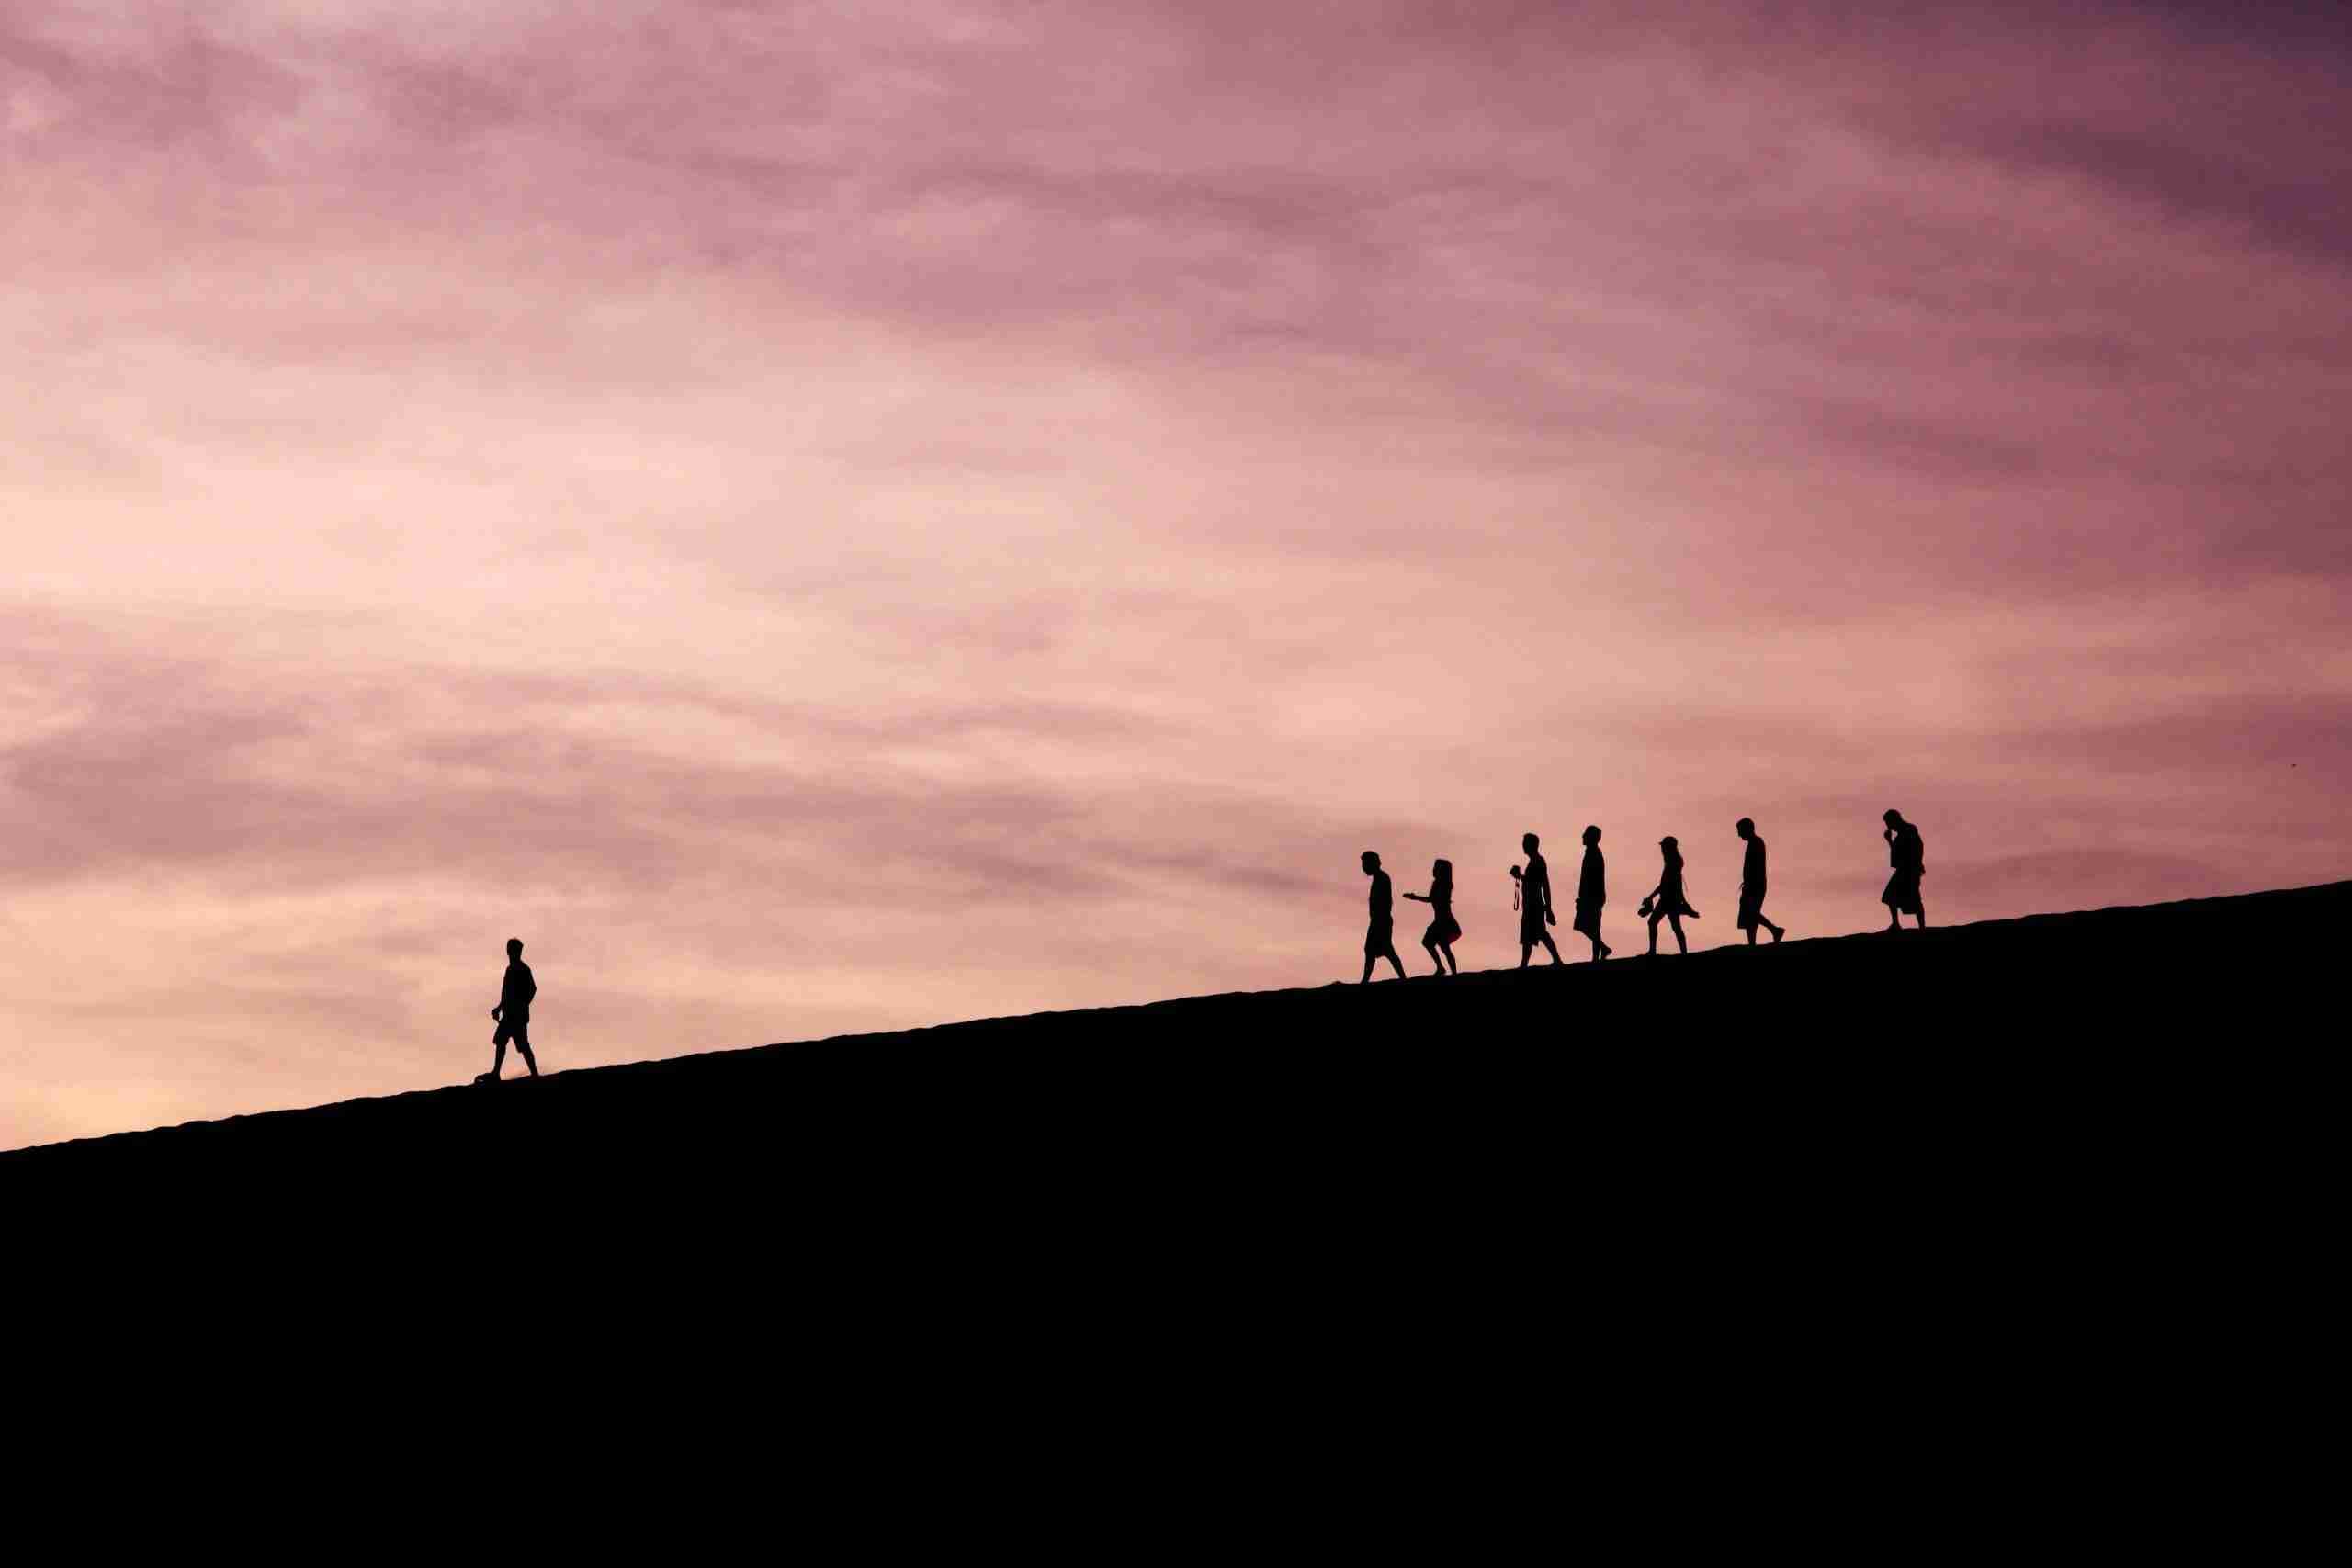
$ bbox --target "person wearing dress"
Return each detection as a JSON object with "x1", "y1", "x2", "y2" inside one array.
[
  {"x1": 1572, "y1": 825, "x2": 1611, "y2": 961},
  {"x1": 1512, "y1": 832, "x2": 1563, "y2": 968},
  {"x1": 1735, "y1": 818, "x2": 1786, "y2": 945},
  {"x1": 1641, "y1": 836, "x2": 1700, "y2": 955},
  {"x1": 1401, "y1": 858, "x2": 1462, "y2": 976},
  {"x1": 1881, "y1": 810, "x2": 1927, "y2": 931},
  {"x1": 1360, "y1": 851, "x2": 1408, "y2": 982}
]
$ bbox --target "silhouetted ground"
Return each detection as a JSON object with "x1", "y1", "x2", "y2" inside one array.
[
  {"x1": 17, "y1": 882, "x2": 2335, "y2": 1210},
  {"x1": 15, "y1": 886, "x2": 2333, "y2": 1500},
  {"x1": 18, "y1": 881, "x2": 2335, "y2": 1540}
]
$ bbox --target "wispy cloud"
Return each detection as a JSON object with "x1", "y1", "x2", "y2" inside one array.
[{"x1": 6, "y1": 2, "x2": 2348, "y2": 1145}]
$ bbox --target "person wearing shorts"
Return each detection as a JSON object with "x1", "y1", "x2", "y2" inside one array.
[
  {"x1": 481, "y1": 937, "x2": 541, "y2": 1082},
  {"x1": 1515, "y1": 832, "x2": 1563, "y2": 968}
]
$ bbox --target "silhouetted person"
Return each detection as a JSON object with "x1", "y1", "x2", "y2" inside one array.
[
  {"x1": 1573, "y1": 825, "x2": 1611, "y2": 961},
  {"x1": 1401, "y1": 858, "x2": 1461, "y2": 976},
  {"x1": 479, "y1": 937, "x2": 540, "y2": 1083},
  {"x1": 1882, "y1": 810, "x2": 1927, "y2": 931},
  {"x1": 1511, "y1": 832, "x2": 1563, "y2": 967},
  {"x1": 1735, "y1": 818, "x2": 1786, "y2": 945},
  {"x1": 1639, "y1": 836, "x2": 1700, "y2": 955},
  {"x1": 1360, "y1": 852, "x2": 1408, "y2": 983}
]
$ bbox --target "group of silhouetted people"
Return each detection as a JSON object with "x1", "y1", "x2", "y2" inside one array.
[
  {"x1": 1356, "y1": 810, "x2": 1927, "y2": 979},
  {"x1": 465, "y1": 813, "x2": 1931, "y2": 1079}
]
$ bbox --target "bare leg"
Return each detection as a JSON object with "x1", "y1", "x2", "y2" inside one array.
[
  {"x1": 1915, "y1": 906, "x2": 1928, "y2": 929},
  {"x1": 515, "y1": 1040, "x2": 539, "y2": 1077},
  {"x1": 1423, "y1": 937, "x2": 1445, "y2": 975},
  {"x1": 1520, "y1": 943, "x2": 1533, "y2": 969},
  {"x1": 1668, "y1": 913, "x2": 1687, "y2": 954},
  {"x1": 1439, "y1": 942, "x2": 1458, "y2": 976},
  {"x1": 1539, "y1": 932, "x2": 1563, "y2": 965},
  {"x1": 488, "y1": 1036, "x2": 506, "y2": 1079},
  {"x1": 1768, "y1": 914, "x2": 1785, "y2": 942},
  {"x1": 1360, "y1": 954, "x2": 1374, "y2": 983},
  {"x1": 1746, "y1": 924, "x2": 1758, "y2": 946},
  {"x1": 1646, "y1": 913, "x2": 1662, "y2": 954},
  {"x1": 1385, "y1": 945, "x2": 1408, "y2": 980}
]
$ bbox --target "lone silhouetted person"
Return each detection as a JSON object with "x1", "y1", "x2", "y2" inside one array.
[
  {"x1": 1639, "y1": 836, "x2": 1700, "y2": 955},
  {"x1": 1360, "y1": 852, "x2": 1408, "y2": 983},
  {"x1": 1735, "y1": 818, "x2": 1786, "y2": 945},
  {"x1": 479, "y1": 937, "x2": 540, "y2": 1083},
  {"x1": 1511, "y1": 832, "x2": 1563, "y2": 967},
  {"x1": 1881, "y1": 810, "x2": 1927, "y2": 931},
  {"x1": 1401, "y1": 858, "x2": 1461, "y2": 976},
  {"x1": 1573, "y1": 824, "x2": 1611, "y2": 961}
]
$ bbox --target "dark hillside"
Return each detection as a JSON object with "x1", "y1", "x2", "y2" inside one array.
[
  {"x1": 17, "y1": 884, "x2": 2336, "y2": 1214},
  {"x1": 17, "y1": 886, "x2": 2333, "y2": 1506}
]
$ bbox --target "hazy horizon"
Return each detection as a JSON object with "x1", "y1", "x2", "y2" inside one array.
[{"x1": 7, "y1": 2, "x2": 2349, "y2": 1147}]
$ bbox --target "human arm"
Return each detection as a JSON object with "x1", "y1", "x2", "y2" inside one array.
[{"x1": 497, "y1": 964, "x2": 537, "y2": 1016}]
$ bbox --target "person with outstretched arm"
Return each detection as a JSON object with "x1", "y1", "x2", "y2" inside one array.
[
  {"x1": 479, "y1": 937, "x2": 541, "y2": 1083},
  {"x1": 1401, "y1": 857, "x2": 1462, "y2": 976}
]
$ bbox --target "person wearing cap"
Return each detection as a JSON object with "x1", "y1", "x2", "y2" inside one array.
[
  {"x1": 1735, "y1": 818, "x2": 1786, "y2": 945},
  {"x1": 1639, "y1": 836, "x2": 1700, "y2": 955}
]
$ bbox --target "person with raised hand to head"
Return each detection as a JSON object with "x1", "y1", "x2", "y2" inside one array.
[
  {"x1": 1881, "y1": 810, "x2": 1927, "y2": 931},
  {"x1": 1401, "y1": 857, "x2": 1462, "y2": 976}
]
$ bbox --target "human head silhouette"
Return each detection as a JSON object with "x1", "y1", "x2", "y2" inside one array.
[
  {"x1": 1431, "y1": 858, "x2": 1452, "y2": 883},
  {"x1": 1736, "y1": 818, "x2": 1755, "y2": 840},
  {"x1": 506, "y1": 937, "x2": 524, "y2": 958},
  {"x1": 1660, "y1": 836, "x2": 1679, "y2": 853},
  {"x1": 1522, "y1": 832, "x2": 1539, "y2": 855},
  {"x1": 1883, "y1": 809, "x2": 1905, "y2": 828},
  {"x1": 1582, "y1": 825, "x2": 1600, "y2": 846},
  {"x1": 1361, "y1": 851, "x2": 1380, "y2": 874}
]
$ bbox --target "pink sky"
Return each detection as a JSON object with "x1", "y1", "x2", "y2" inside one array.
[{"x1": 6, "y1": 2, "x2": 2348, "y2": 1146}]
